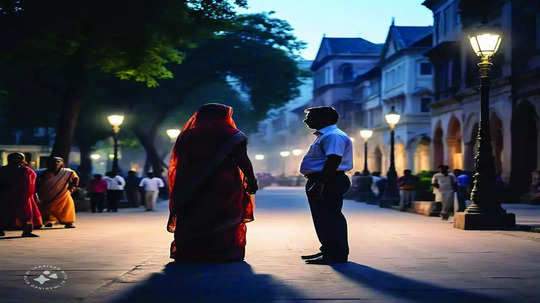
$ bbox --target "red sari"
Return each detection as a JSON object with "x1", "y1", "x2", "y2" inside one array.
[
  {"x1": 167, "y1": 104, "x2": 254, "y2": 262},
  {"x1": 0, "y1": 165, "x2": 42, "y2": 230}
]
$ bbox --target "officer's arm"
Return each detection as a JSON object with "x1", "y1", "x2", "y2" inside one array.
[{"x1": 321, "y1": 155, "x2": 342, "y2": 184}]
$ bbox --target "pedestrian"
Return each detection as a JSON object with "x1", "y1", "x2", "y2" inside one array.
[
  {"x1": 167, "y1": 103, "x2": 257, "y2": 262},
  {"x1": 299, "y1": 106, "x2": 353, "y2": 264},
  {"x1": 139, "y1": 172, "x2": 164, "y2": 211},
  {"x1": 37, "y1": 157, "x2": 79, "y2": 228},
  {"x1": 0, "y1": 153, "x2": 42, "y2": 237},
  {"x1": 104, "y1": 171, "x2": 125, "y2": 212},
  {"x1": 125, "y1": 170, "x2": 141, "y2": 208},
  {"x1": 454, "y1": 169, "x2": 470, "y2": 212},
  {"x1": 432, "y1": 165, "x2": 456, "y2": 220},
  {"x1": 398, "y1": 169, "x2": 418, "y2": 211},
  {"x1": 88, "y1": 174, "x2": 107, "y2": 213}
]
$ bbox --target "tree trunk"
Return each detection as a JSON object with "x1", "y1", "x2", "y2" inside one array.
[
  {"x1": 132, "y1": 125, "x2": 164, "y2": 178},
  {"x1": 51, "y1": 59, "x2": 87, "y2": 164},
  {"x1": 78, "y1": 140, "x2": 92, "y2": 187}
]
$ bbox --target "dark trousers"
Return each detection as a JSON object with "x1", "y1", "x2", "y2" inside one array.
[
  {"x1": 306, "y1": 174, "x2": 350, "y2": 260},
  {"x1": 90, "y1": 193, "x2": 105, "y2": 212},
  {"x1": 107, "y1": 190, "x2": 122, "y2": 212},
  {"x1": 456, "y1": 186, "x2": 468, "y2": 212}
]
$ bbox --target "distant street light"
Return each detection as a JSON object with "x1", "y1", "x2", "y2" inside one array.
[
  {"x1": 107, "y1": 114, "x2": 124, "y2": 173},
  {"x1": 455, "y1": 30, "x2": 514, "y2": 229},
  {"x1": 292, "y1": 149, "x2": 303, "y2": 156},
  {"x1": 255, "y1": 154, "x2": 265, "y2": 160},
  {"x1": 349, "y1": 137, "x2": 355, "y2": 142},
  {"x1": 359, "y1": 129, "x2": 373, "y2": 175},
  {"x1": 280, "y1": 151, "x2": 290, "y2": 157},
  {"x1": 90, "y1": 154, "x2": 101, "y2": 160},
  {"x1": 166, "y1": 128, "x2": 181, "y2": 143},
  {"x1": 382, "y1": 106, "x2": 400, "y2": 207}
]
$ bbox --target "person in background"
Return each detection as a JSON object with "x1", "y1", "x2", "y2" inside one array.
[
  {"x1": 345, "y1": 172, "x2": 362, "y2": 200},
  {"x1": 432, "y1": 165, "x2": 456, "y2": 220},
  {"x1": 125, "y1": 170, "x2": 141, "y2": 208},
  {"x1": 371, "y1": 172, "x2": 385, "y2": 204},
  {"x1": 0, "y1": 153, "x2": 42, "y2": 237},
  {"x1": 104, "y1": 171, "x2": 125, "y2": 212},
  {"x1": 454, "y1": 169, "x2": 470, "y2": 212},
  {"x1": 398, "y1": 169, "x2": 418, "y2": 211},
  {"x1": 88, "y1": 174, "x2": 107, "y2": 213},
  {"x1": 139, "y1": 172, "x2": 164, "y2": 211},
  {"x1": 37, "y1": 157, "x2": 79, "y2": 228}
]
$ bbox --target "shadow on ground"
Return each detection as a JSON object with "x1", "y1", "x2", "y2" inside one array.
[
  {"x1": 332, "y1": 262, "x2": 511, "y2": 303},
  {"x1": 109, "y1": 261, "x2": 304, "y2": 303}
]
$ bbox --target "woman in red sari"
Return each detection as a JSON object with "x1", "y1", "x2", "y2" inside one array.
[{"x1": 167, "y1": 103, "x2": 258, "y2": 262}]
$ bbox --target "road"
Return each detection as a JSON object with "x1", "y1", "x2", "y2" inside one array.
[{"x1": 1, "y1": 187, "x2": 539, "y2": 303}]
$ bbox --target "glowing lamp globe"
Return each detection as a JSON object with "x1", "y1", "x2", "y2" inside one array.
[
  {"x1": 360, "y1": 129, "x2": 373, "y2": 141},
  {"x1": 385, "y1": 106, "x2": 400, "y2": 130},
  {"x1": 90, "y1": 154, "x2": 101, "y2": 160},
  {"x1": 280, "y1": 151, "x2": 290, "y2": 157},
  {"x1": 107, "y1": 115, "x2": 124, "y2": 127},
  {"x1": 166, "y1": 129, "x2": 181, "y2": 140},
  {"x1": 469, "y1": 32, "x2": 502, "y2": 58},
  {"x1": 255, "y1": 154, "x2": 265, "y2": 160}
]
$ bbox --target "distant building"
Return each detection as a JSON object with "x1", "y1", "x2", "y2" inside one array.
[{"x1": 423, "y1": 0, "x2": 540, "y2": 197}]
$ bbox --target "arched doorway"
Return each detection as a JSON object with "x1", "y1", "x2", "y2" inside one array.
[
  {"x1": 373, "y1": 146, "x2": 383, "y2": 173},
  {"x1": 490, "y1": 114, "x2": 504, "y2": 175},
  {"x1": 414, "y1": 137, "x2": 431, "y2": 172},
  {"x1": 395, "y1": 142, "x2": 406, "y2": 175},
  {"x1": 447, "y1": 117, "x2": 463, "y2": 170},
  {"x1": 511, "y1": 101, "x2": 538, "y2": 196},
  {"x1": 433, "y1": 125, "x2": 444, "y2": 169}
]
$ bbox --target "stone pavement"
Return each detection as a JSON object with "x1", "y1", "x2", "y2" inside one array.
[{"x1": 1, "y1": 187, "x2": 539, "y2": 303}]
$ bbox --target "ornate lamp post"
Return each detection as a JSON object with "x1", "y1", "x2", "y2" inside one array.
[
  {"x1": 166, "y1": 128, "x2": 181, "y2": 143},
  {"x1": 381, "y1": 106, "x2": 400, "y2": 207},
  {"x1": 107, "y1": 114, "x2": 124, "y2": 174},
  {"x1": 359, "y1": 129, "x2": 373, "y2": 175},
  {"x1": 454, "y1": 30, "x2": 515, "y2": 229}
]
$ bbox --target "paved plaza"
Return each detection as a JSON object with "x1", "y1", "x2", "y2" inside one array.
[{"x1": 1, "y1": 187, "x2": 540, "y2": 303}]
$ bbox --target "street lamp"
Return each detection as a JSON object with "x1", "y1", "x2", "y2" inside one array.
[
  {"x1": 166, "y1": 128, "x2": 181, "y2": 143},
  {"x1": 455, "y1": 30, "x2": 514, "y2": 229},
  {"x1": 255, "y1": 154, "x2": 265, "y2": 160},
  {"x1": 280, "y1": 151, "x2": 290, "y2": 157},
  {"x1": 107, "y1": 114, "x2": 124, "y2": 174},
  {"x1": 90, "y1": 154, "x2": 101, "y2": 160},
  {"x1": 382, "y1": 106, "x2": 400, "y2": 207},
  {"x1": 359, "y1": 129, "x2": 373, "y2": 175}
]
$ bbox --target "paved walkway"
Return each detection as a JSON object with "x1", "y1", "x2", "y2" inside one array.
[{"x1": 1, "y1": 187, "x2": 539, "y2": 302}]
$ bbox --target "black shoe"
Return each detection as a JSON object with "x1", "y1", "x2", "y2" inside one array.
[
  {"x1": 301, "y1": 252, "x2": 323, "y2": 260},
  {"x1": 305, "y1": 255, "x2": 347, "y2": 265},
  {"x1": 0, "y1": 231, "x2": 4, "y2": 237},
  {"x1": 45, "y1": 223, "x2": 53, "y2": 228},
  {"x1": 65, "y1": 224, "x2": 75, "y2": 228},
  {"x1": 441, "y1": 215, "x2": 449, "y2": 220},
  {"x1": 21, "y1": 232, "x2": 39, "y2": 237}
]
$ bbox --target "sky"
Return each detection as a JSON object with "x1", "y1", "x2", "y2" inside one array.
[{"x1": 238, "y1": 0, "x2": 433, "y2": 60}]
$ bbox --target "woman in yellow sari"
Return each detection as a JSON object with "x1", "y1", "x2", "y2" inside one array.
[{"x1": 37, "y1": 157, "x2": 79, "y2": 228}]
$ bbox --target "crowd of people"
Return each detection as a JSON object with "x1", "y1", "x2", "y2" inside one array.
[
  {"x1": 0, "y1": 153, "x2": 78, "y2": 238},
  {"x1": 347, "y1": 165, "x2": 474, "y2": 220},
  {"x1": 87, "y1": 170, "x2": 165, "y2": 213}
]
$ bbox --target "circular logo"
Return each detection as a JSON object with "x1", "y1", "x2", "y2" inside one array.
[{"x1": 24, "y1": 265, "x2": 68, "y2": 291}]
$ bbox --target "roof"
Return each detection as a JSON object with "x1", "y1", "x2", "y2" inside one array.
[
  {"x1": 312, "y1": 37, "x2": 383, "y2": 70},
  {"x1": 323, "y1": 37, "x2": 383, "y2": 55},
  {"x1": 392, "y1": 26, "x2": 433, "y2": 48}
]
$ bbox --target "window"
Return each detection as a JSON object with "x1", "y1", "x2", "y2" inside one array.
[
  {"x1": 397, "y1": 65, "x2": 403, "y2": 82},
  {"x1": 341, "y1": 63, "x2": 353, "y2": 82},
  {"x1": 420, "y1": 62, "x2": 432, "y2": 75},
  {"x1": 324, "y1": 67, "x2": 333, "y2": 85},
  {"x1": 421, "y1": 98, "x2": 431, "y2": 112}
]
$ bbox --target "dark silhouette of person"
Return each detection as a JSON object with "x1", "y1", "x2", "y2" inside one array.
[{"x1": 299, "y1": 106, "x2": 353, "y2": 264}]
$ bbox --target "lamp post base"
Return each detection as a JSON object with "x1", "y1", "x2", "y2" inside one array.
[{"x1": 454, "y1": 212, "x2": 516, "y2": 230}]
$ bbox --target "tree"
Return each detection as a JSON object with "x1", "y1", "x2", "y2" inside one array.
[
  {"x1": 120, "y1": 12, "x2": 305, "y2": 176},
  {"x1": 0, "y1": 0, "x2": 246, "y2": 162}
]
